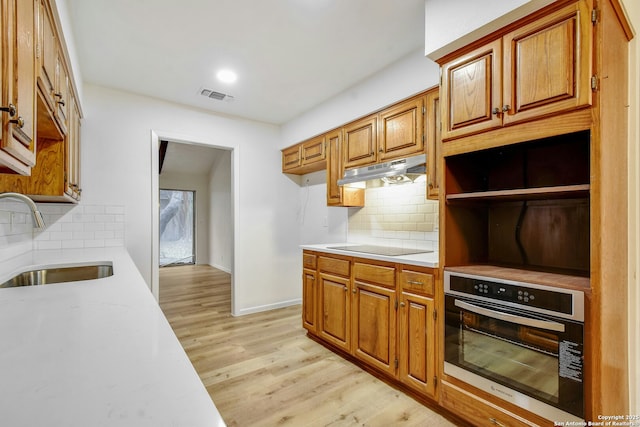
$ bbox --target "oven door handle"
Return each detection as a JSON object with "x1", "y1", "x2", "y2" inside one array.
[{"x1": 454, "y1": 299, "x2": 566, "y2": 332}]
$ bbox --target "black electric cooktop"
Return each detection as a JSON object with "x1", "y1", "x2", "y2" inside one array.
[{"x1": 327, "y1": 244, "x2": 433, "y2": 257}]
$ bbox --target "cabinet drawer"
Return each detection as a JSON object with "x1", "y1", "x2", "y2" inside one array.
[
  {"x1": 353, "y1": 262, "x2": 395, "y2": 288},
  {"x1": 399, "y1": 269, "x2": 434, "y2": 296},
  {"x1": 303, "y1": 252, "x2": 317, "y2": 269},
  {"x1": 441, "y1": 381, "x2": 542, "y2": 427},
  {"x1": 318, "y1": 256, "x2": 350, "y2": 277}
]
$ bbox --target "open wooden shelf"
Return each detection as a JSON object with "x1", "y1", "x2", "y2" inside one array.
[{"x1": 446, "y1": 184, "x2": 590, "y2": 203}]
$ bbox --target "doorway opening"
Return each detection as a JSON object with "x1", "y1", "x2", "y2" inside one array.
[{"x1": 159, "y1": 189, "x2": 195, "y2": 266}]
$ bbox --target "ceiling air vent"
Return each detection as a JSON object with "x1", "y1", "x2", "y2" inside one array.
[{"x1": 200, "y1": 88, "x2": 234, "y2": 102}]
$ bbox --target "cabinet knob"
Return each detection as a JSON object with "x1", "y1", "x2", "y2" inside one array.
[
  {"x1": 10, "y1": 116, "x2": 25, "y2": 129},
  {"x1": 0, "y1": 104, "x2": 16, "y2": 117},
  {"x1": 400, "y1": 302, "x2": 406, "y2": 307},
  {"x1": 502, "y1": 105, "x2": 511, "y2": 113},
  {"x1": 352, "y1": 288, "x2": 356, "y2": 294},
  {"x1": 344, "y1": 286, "x2": 348, "y2": 292},
  {"x1": 491, "y1": 107, "x2": 500, "y2": 115}
]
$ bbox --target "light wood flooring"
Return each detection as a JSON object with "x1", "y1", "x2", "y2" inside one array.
[{"x1": 159, "y1": 264, "x2": 461, "y2": 427}]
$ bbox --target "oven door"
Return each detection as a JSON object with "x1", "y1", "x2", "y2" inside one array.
[{"x1": 444, "y1": 295, "x2": 584, "y2": 419}]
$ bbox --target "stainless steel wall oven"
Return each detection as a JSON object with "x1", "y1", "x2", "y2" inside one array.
[{"x1": 444, "y1": 270, "x2": 585, "y2": 422}]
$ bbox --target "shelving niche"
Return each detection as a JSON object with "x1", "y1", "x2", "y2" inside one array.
[{"x1": 444, "y1": 130, "x2": 591, "y2": 287}]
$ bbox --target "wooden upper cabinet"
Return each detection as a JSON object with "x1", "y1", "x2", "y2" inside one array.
[
  {"x1": 378, "y1": 95, "x2": 425, "y2": 161},
  {"x1": 441, "y1": 1, "x2": 592, "y2": 141},
  {"x1": 281, "y1": 134, "x2": 326, "y2": 175},
  {"x1": 301, "y1": 134, "x2": 325, "y2": 166},
  {"x1": 441, "y1": 39, "x2": 502, "y2": 140},
  {"x1": 0, "y1": 0, "x2": 37, "y2": 175},
  {"x1": 502, "y1": 1, "x2": 592, "y2": 126},
  {"x1": 281, "y1": 144, "x2": 301, "y2": 172},
  {"x1": 54, "y1": 51, "x2": 70, "y2": 135},
  {"x1": 326, "y1": 128, "x2": 364, "y2": 207},
  {"x1": 425, "y1": 87, "x2": 440, "y2": 200},
  {"x1": 37, "y1": 0, "x2": 57, "y2": 112},
  {"x1": 342, "y1": 114, "x2": 377, "y2": 169}
]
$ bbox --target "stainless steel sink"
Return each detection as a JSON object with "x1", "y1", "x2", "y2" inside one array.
[{"x1": 0, "y1": 263, "x2": 113, "y2": 288}]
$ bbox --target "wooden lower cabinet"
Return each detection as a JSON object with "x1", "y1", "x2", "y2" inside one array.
[
  {"x1": 302, "y1": 268, "x2": 317, "y2": 333},
  {"x1": 352, "y1": 281, "x2": 396, "y2": 376},
  {"x1": 303, "y1": 250, "x2": 439, "y2": 403},
  {"x1": 398, "y1": 291, "x2": 436, "y2": 398},
  {"x1": 440, "y1": 380, "x2": 546, "y2": 427},
  {"x1": 317, "y1": 272, "x2": 351, "y2": 352}
]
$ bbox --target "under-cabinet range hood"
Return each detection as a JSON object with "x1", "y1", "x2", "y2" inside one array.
[{"x1": 337, "y1": 154, "x2": 426, "y2": 186}]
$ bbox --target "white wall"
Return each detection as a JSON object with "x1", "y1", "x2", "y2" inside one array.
[
  {"x1": 81, "y1": 84, "x2": 301, "y2": 315},
  {"x1": 159, "y1": 170, "x2": 210, "y2": 265},
  {"x1": 208, "y1": 150, "x2": 233, "y2": 273},
  {"x1": 424, "y1": 0, "x2": 554, "y2": 60}
]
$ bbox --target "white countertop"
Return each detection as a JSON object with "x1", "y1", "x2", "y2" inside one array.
[
  {"x1": 0, "y1": 247, "x2": 226, "y2": 427},
  {"x1": 300, "y1": 243, "x2": 439, "y2": 268}
]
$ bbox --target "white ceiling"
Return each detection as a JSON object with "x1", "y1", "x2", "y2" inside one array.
[{"x1": 64, "y1": 0, "x2": 427, "y2": 126}]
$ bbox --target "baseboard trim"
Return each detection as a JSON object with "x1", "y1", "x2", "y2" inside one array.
[
  {"x1": 209, "y1": 263, "x2": 232, "y2": 274},
  {"x1": 235, "y1": 298, "x2": 301, "y2": 316}
]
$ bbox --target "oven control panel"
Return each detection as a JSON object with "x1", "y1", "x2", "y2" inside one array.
[{"x1": 446, "y1": 272, "x2": 578, "y2": 317}]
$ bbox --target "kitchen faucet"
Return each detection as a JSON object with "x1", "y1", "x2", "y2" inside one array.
[{"x1": 0, "y1": 192, "x2": 45, "y2": 228}]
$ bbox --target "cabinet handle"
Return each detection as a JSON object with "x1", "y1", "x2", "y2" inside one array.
[
  {"x1": 352, "y1": 288, "x2": 356, "y2": 294},
  {"x1": 502, "y1": 105, "x2": 511, "y2": 113},
  {"x1": 0, "y1": 104, "x2": 16, "y2": 116},
  {"x1": 491, "y1": 107, "x2": 500, "y2": 115},
  {"x1": 407, "y1": 280, "x2": 424, "y2": 285},
  {"x1": 10, "y1": 116, "x2": 25, "y2": 128},
  {"x1": 400, "y1": 302, "x2": 406, "y2": 307},
  {"x1": 489, "y1": 418, "x2": 507, "y2": 427},
  {"x1": 344, "y1": 287, "x2": 348, "y2": 292},
  {"x1": 54, "y1": 93, "x2": 66, "y2": 106}
]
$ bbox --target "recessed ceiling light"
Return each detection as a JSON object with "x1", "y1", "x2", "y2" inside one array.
[{"x1": 216, "y1": 69, "x2": 237, "y2": 84}]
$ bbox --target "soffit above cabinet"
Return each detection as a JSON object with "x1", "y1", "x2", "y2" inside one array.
[{"x1": 425, "y1": 0, "x2": 555, "y2": 61}]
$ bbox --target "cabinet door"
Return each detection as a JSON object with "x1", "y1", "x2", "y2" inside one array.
[
  {"x1": 37, "y1": 0, "x2": 56, "y2": 111},
  {"x1": 318, "y1": 273, "x2": 351, "y2": 352},
  {"x1": 301, "y1": 134, "x2": 325, "y2": 166},
  {"x1": 54, "y1": 52, "x2": 70, "y2": 135},
  {"x1": 343, "y1": 115, "x2": 377, "y2": 169},
  {"x1": 398, "y1": 292, "x2": 436, "y2": 398},
  {"x1": 281, "y1": 145, "x2": 301, "y2": 172},
  {"x1": 352, "y1": 281, "x2": 396, "y2": 376},
  {"x1": 326, "y1": 129, "x2": 343, "y2": 206},
  {"x1": 0, "y1": 0, "x2": 37, "y2": 175},
  {"x1": 502, "y1": 1, "x2": 592, "y2": 126},
  {"x1": 378, "y1": 95, "x2": 424, "y2": 161},
  {"x1": 65, "y1": 95, "x2": 81, "y2": 199},
  {"x1": 302, "y1": 268, "x2": 317, "y2": 333},
  {"x1": 425, "y1": 88, "x2": 440, "y2": 200},
  {"x1": 441, "y1": 39, "x2": 502, "y2": 141}
]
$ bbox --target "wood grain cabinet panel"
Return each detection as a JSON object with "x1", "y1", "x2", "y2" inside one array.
[
  {"x1": 343, "y1": 115, "x2": 377, "y2": 169},
  {"x1": 353, "y1": 261, "x2": 396, "y2": 289},
  {"x1": 425, "y1": 88, "x2": 440, "y2": 200},
  {"x1": 378, "y1": 96, "x2": 425, "y2": 161},
  {"x1": 281, "y1": 144, "x2": 301, "y2": 172},
  {"x1": 302, "y1": 268, "x2": 317, "y2": 333},
  {"x1": 352, "y1": 282, "x2": 396, "y2": 376},
  {"x1": 0, "y1": 0, "x2": 37, "y2": 175},
  {"x1": 326, "y1": 128, "x2": 364, "y2": 207},
  {"x1": 502, "y1": 1, "x2": 592, "y2": 126},
  {"x1": 441, "y1": 39, "x2": 502, "y2": 140},
  {"x1": 318, "y1": 273, "x2": 351, "y2": 352},
  {"x1": 301, "y1": 135, "x2": 325, "y2": 166},
  {"x1": 398, "y1": 292, "x2": 436, "y2": 398}
]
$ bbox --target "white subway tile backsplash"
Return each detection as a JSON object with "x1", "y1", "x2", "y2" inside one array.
[
  {"x1": 348, "y1": 181, "x2": 439, "y2": 250},
  {"x1": 0, "y1": 201, "x2": 126, "y2": 259}
]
